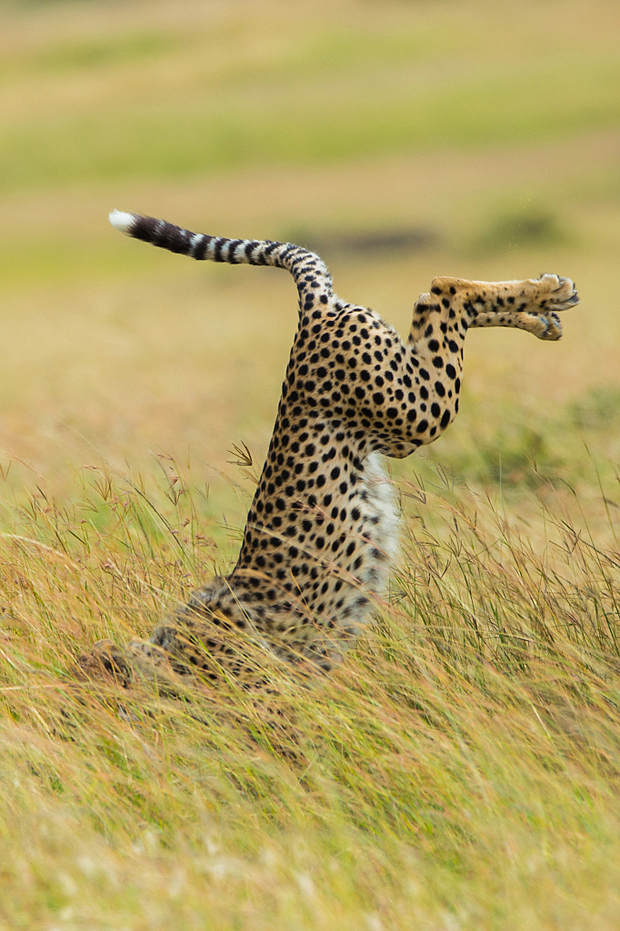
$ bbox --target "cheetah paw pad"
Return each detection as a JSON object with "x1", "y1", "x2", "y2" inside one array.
[{"x1": 538, "y1": 274, "x2": 580, "y2": 313}]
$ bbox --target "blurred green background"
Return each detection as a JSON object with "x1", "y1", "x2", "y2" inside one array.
[{"x1": 1, "y1": 0, "x2": 619, "y2": 518}]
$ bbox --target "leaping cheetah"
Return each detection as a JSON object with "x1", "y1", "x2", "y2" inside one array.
[{"x1": 77, "y1": 211, "x2": 579, "y2": 688}]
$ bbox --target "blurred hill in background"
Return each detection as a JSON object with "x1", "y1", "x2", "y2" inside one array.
[{"x1": 1, "y1": 0, "x2": 619, "y2": 502}]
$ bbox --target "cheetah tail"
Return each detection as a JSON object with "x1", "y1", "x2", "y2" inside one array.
[{"x1": 108, "y1": 210, "x2": 333, "y2": 299}]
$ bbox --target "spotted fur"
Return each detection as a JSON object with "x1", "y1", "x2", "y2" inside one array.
[{"x1": 98, "y1": 211, "x2": 579, "y2": 685}]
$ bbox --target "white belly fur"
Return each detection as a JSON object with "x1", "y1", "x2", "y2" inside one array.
[
  {"x1": 360, "y1": 451, "x2": 401, "y2": 596},
  {"x1": 328, "y1": 451, "x2": 400, "y2": 657}
]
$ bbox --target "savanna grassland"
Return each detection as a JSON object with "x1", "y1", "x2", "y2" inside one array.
[{"x1": 1, "y1": 0, "x2": 620, "y2": 928}]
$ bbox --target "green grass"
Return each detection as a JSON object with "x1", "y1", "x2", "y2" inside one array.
[
  {"x1": 2, "y1": 52, "x2": 619, "y2": 194},
  {"x1": 1, "y1": 0, "x2": 620, "y2": 926},
  {"x1": 2, "y1": 2, "x2": 620, "y2": 197}
]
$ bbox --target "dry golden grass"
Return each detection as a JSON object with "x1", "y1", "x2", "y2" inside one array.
[{"x1": 1, "y1": 0, "x2": 620, "y2": 927}]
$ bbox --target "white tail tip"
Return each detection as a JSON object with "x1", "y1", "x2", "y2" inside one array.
[{"x1": 109, "y1": 210, "x2": 137, "y2": 234}]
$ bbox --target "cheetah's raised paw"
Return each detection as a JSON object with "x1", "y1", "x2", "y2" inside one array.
[
  {"x1": 536, "y1": 274, "x2": 580, "y2": 314},
  {"x1": 537, "y1": 311, "x2": 563, "y2": 341}
]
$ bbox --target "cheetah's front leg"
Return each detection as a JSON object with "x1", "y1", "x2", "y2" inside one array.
[
  {"x1": 399, "y1": 272, "x2": 579, "y2": 455},
  {"x1": 433, "y1": 273, "x2": 579, "y2": 341}
]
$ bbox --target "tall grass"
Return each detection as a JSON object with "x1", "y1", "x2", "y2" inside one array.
[{"x1": 2, "y1": 457, "x2": 620, "y2": 928}]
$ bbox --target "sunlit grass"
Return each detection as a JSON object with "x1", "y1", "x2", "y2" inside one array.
[{"x1": 2, "y1": 454, "x2": 620, "y2": 928}]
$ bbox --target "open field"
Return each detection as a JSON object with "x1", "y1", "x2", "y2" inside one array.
[{"x1": 1, "y1": 0, "x2": 620, "y2": 927}]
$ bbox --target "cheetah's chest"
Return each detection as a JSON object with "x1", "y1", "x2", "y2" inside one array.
[{"x1": 231, "y1": 439, "x2": 401, "y2": 664}]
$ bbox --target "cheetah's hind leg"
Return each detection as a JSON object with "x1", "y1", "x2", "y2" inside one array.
[{"x1": 465, "y1": 274, "x2": 579, "y2": 341}]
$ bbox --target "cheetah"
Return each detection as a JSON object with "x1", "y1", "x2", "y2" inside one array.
[{"x1": 79, "y1": 210, "x2": 579, "y2": 688}]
